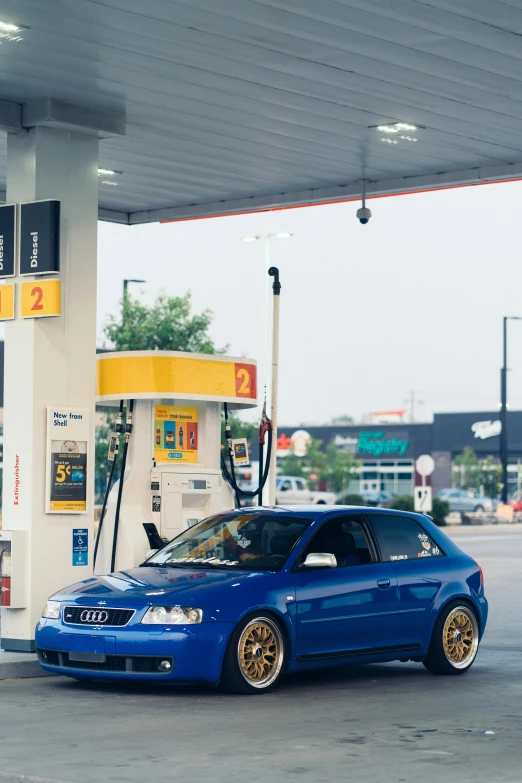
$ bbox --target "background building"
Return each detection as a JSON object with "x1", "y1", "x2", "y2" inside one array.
[{"x1": 275, "y1": 411, "x2": 522, "y2": 497}]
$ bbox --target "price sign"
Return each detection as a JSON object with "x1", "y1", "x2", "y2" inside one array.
[
  {"x1": 20, "y1": 279, "x2": 61, "y2": 318},
  {"x1": 0, "y1": 283, "x2": 15, "y2": 321}
]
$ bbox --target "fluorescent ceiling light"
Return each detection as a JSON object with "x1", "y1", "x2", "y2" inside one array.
[
  {"x1": 98, "y1": 168, "x2": 120, "y2": 176},
  {"x1": 372, "y1": 122, "x2": 422, "y2": 134},
  {"x1": 241, "y1": 235, "x2": 259, "y2": 242},
  {"x1": 274, "y1": 231, "x2": 293, "y2": 239},
  {"x1": 0, "y1": 21, "x2": 24, "y2": 32},
  {"x1": 101, "y1": 180, "x2": 118, "y2": 186}
]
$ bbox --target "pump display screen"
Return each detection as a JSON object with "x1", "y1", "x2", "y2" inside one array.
[{"x1": 188, "y1": 480, "x2": 207, "y2": 490}]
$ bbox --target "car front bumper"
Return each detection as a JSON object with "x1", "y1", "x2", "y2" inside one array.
[{"x1": 35, "y1": 618, "x2": 234, "y2": 685}]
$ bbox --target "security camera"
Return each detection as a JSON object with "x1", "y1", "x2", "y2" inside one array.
[{"x1": 356, "y1": 206, "x2": 372, "y2": 225}]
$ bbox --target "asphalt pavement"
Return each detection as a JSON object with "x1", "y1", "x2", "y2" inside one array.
[{"x1": 0, "y1": 525, "x2": 520, "y2": 783}]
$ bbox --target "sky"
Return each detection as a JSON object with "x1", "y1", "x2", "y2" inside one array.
[{"x1": 97, "y1": 180, "x2": 522, "y2": 427}]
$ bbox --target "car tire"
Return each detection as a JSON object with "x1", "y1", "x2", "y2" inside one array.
[
  {"x1": 474, "y1": 504, "x2": 484, "y2": 512},
  {"x1": 315, "y1": 501, "x2": 326, "y2": 505},
  {"x1": 220, "y1": 614, "x2": 286, "y2": 694},
  {"x1": 423, "y1": 601, "x2": 480, "y2": 676}
]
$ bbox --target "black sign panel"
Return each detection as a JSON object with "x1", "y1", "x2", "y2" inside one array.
[
  {"x1": 0, "y1": 204, "x2": 16, "y2": 278},
  {"x1": 20, "y1": 200, "x2": 60, "y2": 276}
]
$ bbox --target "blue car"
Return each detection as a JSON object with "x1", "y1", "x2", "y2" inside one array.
[{"x1": 36, "y1": 507, "x2": 487, "y2": 694}]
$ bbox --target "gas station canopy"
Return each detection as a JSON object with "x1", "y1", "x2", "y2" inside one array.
[{"x1": 1, "y1": 0, "x2": 522, "y2": 224}]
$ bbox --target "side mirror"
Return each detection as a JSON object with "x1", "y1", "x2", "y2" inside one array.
[{"x1": 303, "y1": 552, "x2": 337, "y2": 568}]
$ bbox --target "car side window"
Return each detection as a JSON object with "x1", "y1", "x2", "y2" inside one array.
[
  {"x1": 295, "y1": 479, "x2": 306, "y2": 491},
  {"x1": 367, "y1": 514, "x2": 444, "y2": 562},
  {"x1": 280, "y1": 480, "x2": 292, "y2": 492},
  {"x1": 299, "y1": 516, "x2": 374, "y2": 568}
]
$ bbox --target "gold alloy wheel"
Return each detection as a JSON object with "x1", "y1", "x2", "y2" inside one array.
[
  {"x1": 237, "y1": 617, "x2": 284, "y2": 689},
  {"x1": 442, "y1": 606, "x2": 479, "y2": 669}
]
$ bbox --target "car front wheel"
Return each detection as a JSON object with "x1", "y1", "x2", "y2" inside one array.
[
  {"x1": 423, "y1": 602, "x2": 480, "y2": 675},
  {"x1": 220, "y1": 615, "x2": 286, "y2": 694}
]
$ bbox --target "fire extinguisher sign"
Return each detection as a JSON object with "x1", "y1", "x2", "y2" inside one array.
[{"x1": 72, "y1": 529, "x2": 88, "y2": 567}]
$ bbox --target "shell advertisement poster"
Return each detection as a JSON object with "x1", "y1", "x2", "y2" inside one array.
[{"x1": 154, "y1": 405, "x2": 198, "y2": 463}]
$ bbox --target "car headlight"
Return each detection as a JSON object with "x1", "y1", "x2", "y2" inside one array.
[
  {"x1": 41, "y1": 600, "x2": 61, "y2": 619},
  {"x1": 141, "y1": 606, "x2": 203, "y2": 625}
]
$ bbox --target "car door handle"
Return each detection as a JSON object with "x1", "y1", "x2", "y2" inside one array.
[{"x1": 377, "y1": 579, "x2": 391, "y2": 590}]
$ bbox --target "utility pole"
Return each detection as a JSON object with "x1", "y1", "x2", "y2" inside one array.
[{"x1": 500, "y1": 316, "x2": 508, "y2": 504}]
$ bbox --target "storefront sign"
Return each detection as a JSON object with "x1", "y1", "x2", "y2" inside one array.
[
  {"x1": 72, "y1": 529, "x2": 88, "y2": 566},
  {"x1": 471, "y1": 420, "x2": 501, "y2": 440},
  {"x1": 154, "y1": 405, "x2": 198, "y2": 463},
  {"x1": 357, "y1": 431, "x2": 410, "y2": 457},
  {"x1": 46, "y1": 407, "x2": 90, "y2": 513},
  {"x1": 19, "y1": 200, "x2": 60, "y2": 276},
  {"x1": 0, "y1": 204, "x2": 15, "y2": 278}
]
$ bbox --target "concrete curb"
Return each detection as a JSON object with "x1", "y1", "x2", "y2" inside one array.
[{"x1": 0, "y1": 654, "x2": 53, "y2": 680}]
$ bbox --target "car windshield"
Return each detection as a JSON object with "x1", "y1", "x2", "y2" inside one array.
[{"x1": 144, "y1": 512, "x2": 310, "y2": 572}]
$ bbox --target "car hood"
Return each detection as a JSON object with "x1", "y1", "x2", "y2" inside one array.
[{"x1": 52, "y1": 566, "x2": 276, "y2": 618}]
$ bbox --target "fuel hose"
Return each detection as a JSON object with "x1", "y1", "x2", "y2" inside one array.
[
  {"x1": 93, "y1": 400, "x2": 124, "y2": 569},
  {"x1": 110, "y1": 399, "x2": 134, "y2": 573}
]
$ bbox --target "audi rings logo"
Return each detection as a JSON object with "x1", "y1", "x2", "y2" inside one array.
[{"x1": 80, "y1": 610, "x2": 109, "y2": 624}]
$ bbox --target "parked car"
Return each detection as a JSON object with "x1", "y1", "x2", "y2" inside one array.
[
  {"x1": 36, "y1": 506, "x2": 487, "y2": 693},
  {"x1": 438, "y1": 488, "x2": 494, "y2": 513},
  {"x1": 360, "y1": 490, "x2": 393, "y2": 507},
  {"x1": 275, "y1": 476, "x2": 336, "y2": 505}
]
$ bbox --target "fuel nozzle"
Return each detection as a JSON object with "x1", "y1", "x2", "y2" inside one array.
[{"x1": 107, "y1": 407, "x2": 125, "y2": 462}]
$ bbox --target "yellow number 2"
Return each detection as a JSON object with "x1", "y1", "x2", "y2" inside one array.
[{"x1": 237, "y1": 368, "x2": 250, "y2": 394}]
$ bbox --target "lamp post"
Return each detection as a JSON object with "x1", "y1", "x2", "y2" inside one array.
[
  {"x1": 500, "y1": 316, "x2": 522, "y2": 503},
  {"x1": 241, "y1": 232, "x2": 293, "y2": 504},
  {"x1": 123, "y1": 278, "x2": 146, "y2": 304}
]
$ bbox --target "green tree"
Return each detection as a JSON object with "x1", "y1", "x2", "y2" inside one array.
[
  {"x1": 279, "y1": 452, "x2": 306, "y2": 478},
  {"x1": 453, "y1": 447, "x2": 501, "y2": 498},
  {"x1": 323, "y1": 442, "x2": 358, "y2": 497},
  {"x1": 304, "y1": 438, "x2": 327, "y2": 489},
  {"x1": 103, "y1": 292, "x2": 227, "y2": 354}
]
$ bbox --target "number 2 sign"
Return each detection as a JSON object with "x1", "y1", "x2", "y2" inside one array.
[
  {"x1": 20, "y1": 279, "x2": 61, "y2": 318},
  {"x1": 234, "y1": 363, "x2": 257, "y2": 399}
]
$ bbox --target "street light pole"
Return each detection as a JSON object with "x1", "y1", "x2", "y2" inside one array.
[
  {"x1": 500, "y1": 316, "x2": 522, "y2": 504},
  {"x1": 500, "y1": 316, "x2": 508, "y2": 504},
  {"x1": 123, "y1": 278, "x2": 146, "y2": 305}
]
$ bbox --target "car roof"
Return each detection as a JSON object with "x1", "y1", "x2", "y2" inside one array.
[{"x1": 239, "y1": 505, "x2": 427, "y2": 519}]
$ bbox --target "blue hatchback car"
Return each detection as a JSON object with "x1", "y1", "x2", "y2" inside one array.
[{"x1": 36, "y1": 507, "x2": 488, "y2": 694}]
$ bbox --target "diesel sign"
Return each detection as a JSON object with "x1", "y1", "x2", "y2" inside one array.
[
  {"x1": 0, "y1": 204, "x2": 16, "y2": 278},
  {"x1": 20, "y1": 200, "x2": 60, "y2": 276}
]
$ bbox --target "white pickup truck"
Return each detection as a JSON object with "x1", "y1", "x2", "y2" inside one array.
[{"x1": 276, "y1": 476, "x2": 336, "y2": 506}]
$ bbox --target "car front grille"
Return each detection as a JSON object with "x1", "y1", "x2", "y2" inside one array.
[
  {"x1": 37, "y1": 649, "x2": 173, "y2": 674},
  {"x1": 62, "y1": 606, "x2": 135, "y2": 627}
]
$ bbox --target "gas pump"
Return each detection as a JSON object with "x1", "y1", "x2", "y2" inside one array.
[{"x1": 94, "y1": 350, "x2": 258, "y2": 574}]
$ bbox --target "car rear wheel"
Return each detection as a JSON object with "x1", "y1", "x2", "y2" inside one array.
[
  {"x1": 220, "y1": 615, "x2": 286, "y2": 694},
  {"x1": 474, "y1": 504, "x2": 485, "y2": 512},
  {"x1": 423, "y1": 602, "x2": 480, "y2": 675}
]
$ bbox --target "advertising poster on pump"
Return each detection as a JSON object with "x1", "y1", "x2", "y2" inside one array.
[
  {"x1": 49, "y1": 440, "x2": 87, "y2": 512},
  {"x1": 154, "y1": 405, "x2": 198, "y2": 463},
  {"x1": 45, "y1": 406, "x2": 90, "y2": 514}
]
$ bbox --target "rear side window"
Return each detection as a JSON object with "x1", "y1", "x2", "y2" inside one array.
[{"x1": 367, "y1": 514, "x2": 443, "y2": 562}]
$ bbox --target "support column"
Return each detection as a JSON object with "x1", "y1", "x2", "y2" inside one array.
[{"x1": 1, "y1": 126, "x2": 99, "y2": 650}]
